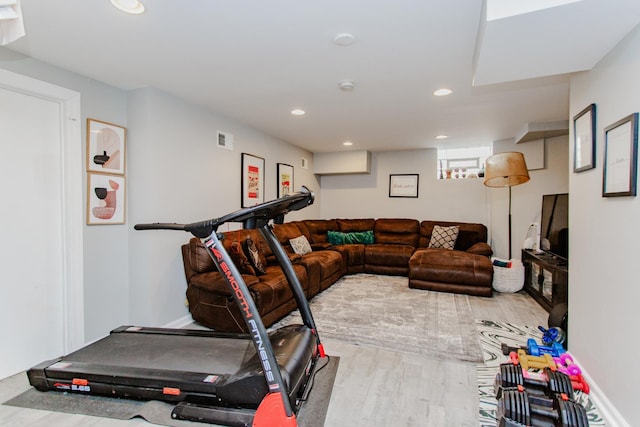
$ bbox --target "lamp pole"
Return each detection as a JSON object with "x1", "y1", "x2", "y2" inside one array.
[{"x1": 508, "y1": 186, "x2": 512, "y2": 260}]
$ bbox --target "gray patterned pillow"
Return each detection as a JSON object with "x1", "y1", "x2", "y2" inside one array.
[
  {"x1": 428, "y1": 225, "x2": 459, "y2": 250},
  {"x1": 289, "y1": 235, "x2": 312, "y2": 255}
]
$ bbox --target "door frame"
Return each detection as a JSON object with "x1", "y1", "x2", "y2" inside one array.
[{"x1": 0, "y1": 68, "x2": 84, "y2": 353}]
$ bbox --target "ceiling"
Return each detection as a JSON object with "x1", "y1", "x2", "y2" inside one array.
[{"x1": 4, "y1": 0, "x2": 640, "y2": 153}]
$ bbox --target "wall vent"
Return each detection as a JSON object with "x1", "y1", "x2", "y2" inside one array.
[{"x1": 216, "y1": 131, "x2": 234, "y2": 150}]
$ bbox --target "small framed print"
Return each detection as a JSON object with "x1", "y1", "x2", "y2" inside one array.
[
  {"x1": 86, "y1": 118, "x2": 126, "y2": 175},
  {"x1": 389, "y1": 174, "x2": 419, "y2": 198},
  {"x1": 87, "y1": 173, "x2": 126, "y2": 225},
  {"x1": 603, "y1": 113, "x2": 638, "y2": 197},
  {"x1": 277, "y1": 163, "x2": 294, "y2": 198},
  {"x1": 241, "y1": 153, "x2": 265, "y2": 207},
  {"x1": 573, "y1": 103, "x2": 596, "y2": 173}
]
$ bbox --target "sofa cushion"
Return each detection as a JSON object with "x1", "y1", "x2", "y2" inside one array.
[
  {"x1": 301, "y1": 219, "x2": 338, "y2": 244},
  {"x1": 327, "y1": 230, "x2": 374, "y2": 245},
  {"x1": 373, "y1": 218, "x2": 420, "y2": 246},
  {"x1": 365, "y1": 244, "x2": 415, "y2": 268},
  {"x1": 428, "y1": 225, "x2": 459, "y2": 250},
  {"x1": 273, "y1": 222, "x2": 306, "y2": 248},
  {"x1": 419, "y1": 221, "x2": 488, "y2": 251},
  {"x1": 408, "y1": 248, "x2": 493, "y2": 296},
  {"x1": 289, "y1": 235, "x2": 312, "y2": 255},
  {"x1": 337, "y1": 218, "x2": 376, "y2": 232},
  {"x1": 188, "y1": 238, "x2": 215, "y2": 274}
]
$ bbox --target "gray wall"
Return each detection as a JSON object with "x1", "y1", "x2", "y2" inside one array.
[
  {"x1": 568, "y1": 24, "x2": 640, "y2": 426},
  {"x1": 0, "y1": 50, "x2": 319, "y2": 341},
  {"x1": 1, "y1": 48, "x2": 130, "y2": 342},
  {"x1": 320, "y1": 143, "x2": 569, "y2": 262},
  {"x1": 126, "y1": 87, "x2": 320, "y2": 326}
]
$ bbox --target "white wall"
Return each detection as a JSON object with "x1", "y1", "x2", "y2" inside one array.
[
  {"x1": 568, "y1": 24, "x2": 640, "y2": 427},
  {"x1": 1, "y1": 50, "x2": 130, "y2": 342},
  {"x1": 320, "y1": 145, "x2": 568, "y2": 262},
  {"x1": 0, "y1": 52, "x2": 320, "y2": 339},
  {"x1": 320, "y1": 149, "x2": 490, "y2": 223},
  {"x1": 127, "y1": 88, "x2": 320, "y2": 326},
  {"x1": 489, "y1": 136, "x2": 570, "y2": 259}
]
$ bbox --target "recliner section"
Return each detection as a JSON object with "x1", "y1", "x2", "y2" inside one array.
[{"x1": 181, "y1": 218, "x2": 494, "y2": 332}]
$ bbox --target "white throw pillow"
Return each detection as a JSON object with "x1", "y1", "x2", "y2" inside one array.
[
  {"x1": 428, "y1": 225, "x2": 459, "y2": 250},
  {"x1": 290, "y1": 235, "x2": 312, "y2": 255}
]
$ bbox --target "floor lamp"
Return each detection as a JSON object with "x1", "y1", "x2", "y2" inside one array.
[{"x1": 483, "y1": 152, "x2": 530, "y2": 260}]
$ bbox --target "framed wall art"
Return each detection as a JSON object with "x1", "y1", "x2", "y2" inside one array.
[
  {"x1": 87, "y1": 173, "x2": 126, "y2": 225},
  {"x1": 389, "y1": 174, "x2": 419, "y2": 198},
  {"x1": 86, "y1": 118, "x2": 126, "y2": 175},
  {"x1": 277, "y1": 163, "x2": 294, "y2": 198},
  {"x1": 602, "y1": 113, "x2": 638, "y2": 197},
  {"x1": 242, "y1": 153, "x2": 265, "y2": 207},
  {"x1": 573, "y1": 103, "x2": 596, "y2": 173}
]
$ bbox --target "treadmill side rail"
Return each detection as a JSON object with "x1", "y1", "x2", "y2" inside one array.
[
  {"x1": 201, "y1": 230, "x2": 295, "y2": 417},
  {"x1": 172, "y1": 402, "x2": 255, "y2": 426}
]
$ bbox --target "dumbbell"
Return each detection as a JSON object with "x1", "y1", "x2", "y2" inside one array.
[
  {"x1": 527, "y1": 338, "x2": 566, "y2": 357},
  {"x1": 554, "y1": 353, "x2": 581, "y2": 376},
  {"x1": 497, "y1": 388, "x2": 589, "y2": 427},
  {"x1": 495, "y1": 364, "x2": 574, "y2": 401},
  {"x1": 512, "y1": 349, "x2": 557, "y2": 371},
  {"x1": 539, "y1": 325, "x2": 566, "y2": 346}
]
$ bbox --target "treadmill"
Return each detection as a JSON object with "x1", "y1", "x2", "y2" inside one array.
[{"x1": 27, "y1": 187, "x2": 326, "y2": 426}]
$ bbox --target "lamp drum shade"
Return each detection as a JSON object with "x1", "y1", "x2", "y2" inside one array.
[{"x1": 483, "y1": 152, "x2": 530, "y2": 187}]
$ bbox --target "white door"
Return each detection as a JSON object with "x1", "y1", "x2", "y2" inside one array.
[{"x1": 0, "y1": 71, "x2": 84, "y2": 379}]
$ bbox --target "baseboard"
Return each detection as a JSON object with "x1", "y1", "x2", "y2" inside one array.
[
  {"x1": 162, "y1": 314, "x2": 193, "y2": 329},
  {"x1": 574, "y1": 355, "x2": 630, "y2": 427}
]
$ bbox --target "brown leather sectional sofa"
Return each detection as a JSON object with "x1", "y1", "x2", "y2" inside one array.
[{"x1": 181, "y1": 218, "x2": 494, "y2": 332}]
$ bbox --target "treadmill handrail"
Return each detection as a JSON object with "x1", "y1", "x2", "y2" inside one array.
[
  {"x1": 134, "y1": 186, "x2": 314, "y2": 238},
  {"x1": 134, "y1": 186, "x2": 323, "y2": 423}
]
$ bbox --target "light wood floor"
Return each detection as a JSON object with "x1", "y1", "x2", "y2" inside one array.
[{"x1": 0, "y1": 290, "x2": 547, "y2": 427}]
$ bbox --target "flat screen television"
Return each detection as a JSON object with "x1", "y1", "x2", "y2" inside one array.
[{"x1": 539, "y1": 193, "x2": 569, "y2": 260}]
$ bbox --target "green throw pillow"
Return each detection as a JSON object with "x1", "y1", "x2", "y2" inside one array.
[{"x1": 327, "y1": 230, "x2": 375, "y2": 245}]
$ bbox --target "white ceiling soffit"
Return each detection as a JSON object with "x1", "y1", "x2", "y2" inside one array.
[{"x1": 473, "y1": 0, "x2": 640, "y2": 86}]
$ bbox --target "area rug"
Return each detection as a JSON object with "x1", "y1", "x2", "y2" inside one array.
[
  {"x1": 476, "y1": 320, "x2": 606, "y2": 426},
  {"x1": 271, "y1": 273, "x2": 483, "y2": 363},
  {"x1": 3, "y1": 356, "x2": 338, "y2": 427}
]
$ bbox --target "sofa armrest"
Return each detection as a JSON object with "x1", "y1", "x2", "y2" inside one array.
[{"x1": 466, "y1": 242, "x2": 493, "y2": 257}]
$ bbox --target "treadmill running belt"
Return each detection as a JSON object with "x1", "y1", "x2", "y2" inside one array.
[{"x1": 27, "y1": 324, "x2": 316, "y2": 408}]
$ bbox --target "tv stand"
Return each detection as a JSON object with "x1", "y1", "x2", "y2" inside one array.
[{"x1": 522, "y1": 249, "x2": 568, "y2": 312}]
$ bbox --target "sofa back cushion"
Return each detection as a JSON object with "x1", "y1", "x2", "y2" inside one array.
[
  {"x1": 301, "y1": 219, "x2": 338, "y2": 244},
  {"x1": 374, "y1": 218, "x2": 420, "y2": 247},
  {"x1": 273, "y1": 222, "x2": 306, "y2": 247},
  {"x1": 419, "y1": 221, "x2": 488, "y2": 251},
  {"x1": 337, "y1": 218, "x2": 376, "y2": 233},
  {"x1": 187, "y1": 237, "x2": 215, "y2": 274}
]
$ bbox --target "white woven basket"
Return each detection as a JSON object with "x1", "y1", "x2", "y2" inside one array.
[{"x1": 492, "y1": 258, "x2": 524, "y2": 292}]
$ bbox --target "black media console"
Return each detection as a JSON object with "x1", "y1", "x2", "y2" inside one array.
[{"x1": 522, "y1": 249, "x2": 568, "y2": 313}]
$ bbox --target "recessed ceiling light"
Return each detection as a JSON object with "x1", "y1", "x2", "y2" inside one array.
[
  {"x1": 110, "y1": 0, "x2": 145, "y2": 14},
  {"x1": 333, "y1": 33, "x2": 356, "y2": 46},
  {"x1": 433, "y1": 88, "x2": 452, "y2": 97},
  {"x1": 436, "y1": 135, "x2": 448, "y2": 139},
  {"x1": 291, "y1": 109, "x2": 306, "y2": 116},
  {"x1": 338, "y1": 80, "x2": 355, "y2": 91},
  {"x1": 343, "y1": 141, "x2": 353, "y2": 146}
]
